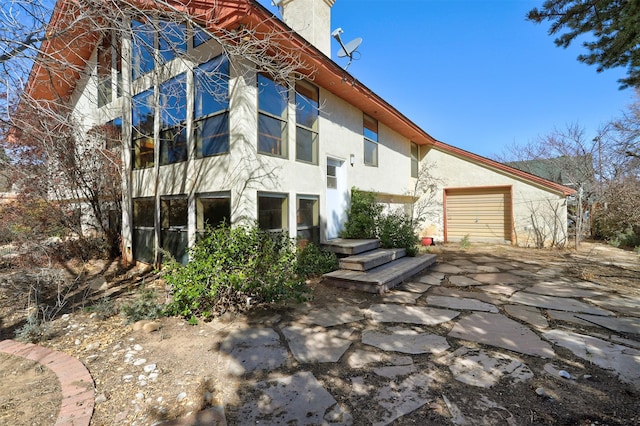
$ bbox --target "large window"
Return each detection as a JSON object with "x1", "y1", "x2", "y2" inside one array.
[
  {"x1": 258, "y1": 74, "x2": 288, "y2": 158},
  {"x1": 363, "y1": 114, "x2": 378, "y2": 166},
  {"x1": 97, "y1": 32, "x2": 121, "y2": 107},
  {"x1": 159, "y1": 73, "x2": 187, "y2": 165},
  {"x1": 411, "y1": 142, "x2": 419, "y2": 178},
  {"x1": 161, "y1": 196, "x2": 188, "y2": 264},
  {"x1": 297, "y1": 195, "x2": 319, "y2": 245},
  {"x1": 132, "y1": 89, "x2": 155, "y2": 169},
  {"x1": 133, "y1": 198, "x2": 155, "y2": 263},
  {"x1": 132, "y1": 20, "x2": 155, "y2": 80},
  {"x1": 295, "y1": 81, "x2": 319, "y2": 164},
  {"x1": 195, "y1": 56, "x2": 229, "y2": 157},
  {"x1": 258, "y1": 193, "x2": 288, "y2": 231},
  {"x1": 196, "y1": 193, "x2": 231, "y2": 233},
  {"x1": 104, "y1": 117, "x2": 122, "y2": 150},
  {"x1": 193, "y1": 25, "x2": 211, "y2": 47},
  {"x1": 158, "y1": 21, "x2": 187, "y2": 64}
]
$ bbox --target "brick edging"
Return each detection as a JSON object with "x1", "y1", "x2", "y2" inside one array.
[{"x1": 0, "y1": 339, "x2": 94, "y2": 426}]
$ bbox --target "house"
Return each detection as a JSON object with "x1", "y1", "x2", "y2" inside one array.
[{"x1": 23, "y1": 0, "x2": 574, "y2": 265}]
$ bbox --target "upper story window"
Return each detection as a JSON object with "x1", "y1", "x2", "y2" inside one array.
[
  {"x1": 132, "y1": 89, "x2": 155, "y2": 169},
  {"x1": 363, "y1": 114, "x2": 378, "y2": 167},
  {"x1": 132, "y1": 20, "x2": 155, "y2": 80},
  {"x1": 195, "y1": 56, "x2": 229, "y2": 158},
  {"x1": 159, "y1": 73, "x2": 187, "y2": 165},
  {"x1": 257, "y1": 74, "x2": 288, "y2": 158},
  {"x1": 104, "y1": 117, "x2": 122, "y2": 150},
  {"x1": 411, "y1": 142, "x2": 419, "y2": 178},
  {"x1": 158, "y1": 21, "x2": 187, "y2": 64},
  {"x1": 193, "y1": 25, "x2": 211, "y2": 47},
  {"x1": 295, "y1": 81, "x2": 319, "y2": 164},
  {"x1": 97, "y1": 32, "x2": 121, "y2": 107}
]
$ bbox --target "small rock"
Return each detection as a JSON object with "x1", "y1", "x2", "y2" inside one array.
[
  {"x1": 535, "y1": 387, "x2": 546, "y2": 397},
  {"x1": 61, "y1": 314, "x2": 71, "y2": 321},
  {"x1": 86, "y1": 342, "x2": 101, "y2": 351},
  {"x1": 135, "y1": 392, "x2": 145, "y2": 400},
  {"x1": 122, "y1": 374, "x2": 134, "y2": 382},
  {"x1": 89, "y1": 312, "x2": 97, "y2": 319},
  {"x1": 95, "y1": 393, "x2": 108, "y2": 404},
  {"x1": 133, "y1": 344, "x2": 143, "y2": 351},
  {"x1": 142, "y1": 322, "x2": 161, "y2": 333},
  {"x1": 177, "y1": 392, "x2": 187, "y2": 402},
  {"x1": 138, "y1": 374, "x2": 147, "y2": 382},
  {"x1": 558, "y1": 370, "x2": 572, "y2": 379},
  {"x1": 86, "y1": 355, "x2": 99, "y2": 363},
  {"x1": 144, "y1": 363, "x2": 156, "y2": 373},
  {"x1": 133, "y1": 358, "x2": 147, "y2": 366},
  {"x1": 148, "y1": 372, "x2": 159, "y2": 382},
  {"x1": 74, "y1": 339, "x2": 81, "y2": 345}
]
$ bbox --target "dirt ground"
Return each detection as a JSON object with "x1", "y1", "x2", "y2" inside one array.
[{"x1": 0, "y1": 242, "x2": 639, "y2": 425}]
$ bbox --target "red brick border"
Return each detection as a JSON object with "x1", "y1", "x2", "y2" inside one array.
[{"x1": 0, "y1": 339, "x2": 94, "y2": 426}]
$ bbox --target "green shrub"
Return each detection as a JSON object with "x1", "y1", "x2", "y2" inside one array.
[
  {"x1": 340, "y1": 188, "x2": 382, "y2": 239},
  {"x1": 86, "y1": 296, "x2": 118, "y2": 320},
  {"x1": 608, "y1": 227, "x2": 640, "y2": 250},
  {"x1": 460, "y1": 234, "x2": 471, "y2": 249},
  {"x1": 163, "y1": 224, "x2": 307, "y2": 319},
  {"x1": 378, "y1": 211, "x2": 418, "y2": 256},
  {"x1": 14, "y1": 314, "x2": 49, "y2": 343},
  {"x1": 120, "y1": 288, "x2": 163, "y2": 324},
  {"x1": 295, "y1": 243, "x2": 339, "y2": 277}
]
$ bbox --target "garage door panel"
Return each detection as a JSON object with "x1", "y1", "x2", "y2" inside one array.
[{"x1": 445, "y1": 187, "x2": 512, "y2": 243}]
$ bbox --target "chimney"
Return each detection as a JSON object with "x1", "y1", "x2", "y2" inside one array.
[{"x1": 281, "y1": 0, "x2": 336, "y2": 57}]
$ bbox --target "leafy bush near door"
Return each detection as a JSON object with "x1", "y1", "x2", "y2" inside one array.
[{"x1": 341, "y1": 187, "x2": 419, "y2": 256}]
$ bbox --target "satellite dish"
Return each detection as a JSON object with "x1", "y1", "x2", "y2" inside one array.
[
  {"x1": 338, "y1": 37, "x2": 362, "y2": 58},
  {"x1": 332, "y1": 27, "x2": 362, "y2": 70}
]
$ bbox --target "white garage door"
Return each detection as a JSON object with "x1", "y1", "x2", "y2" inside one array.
[{"x1": 445, "y1": 186, "x2": 513, "y2": 243}]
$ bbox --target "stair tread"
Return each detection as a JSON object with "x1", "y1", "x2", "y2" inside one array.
[
  {"x1": 325, "y1": 254, "x2": 436, "y2": 285},
  {"x1": 323, "y1": 238, "x2": 380, "y2": 255},
  {"x1": 339, "y1": 248, "x2": 406, "y2": 271}
]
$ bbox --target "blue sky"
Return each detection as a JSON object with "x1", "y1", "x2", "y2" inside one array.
[{"x1": 259, "y1": 0, "x2": 635, "y2": 159}]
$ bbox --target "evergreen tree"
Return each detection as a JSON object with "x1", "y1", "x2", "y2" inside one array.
[{"x1": 528, "y1": 0, "x2": 640, "y2": 89}]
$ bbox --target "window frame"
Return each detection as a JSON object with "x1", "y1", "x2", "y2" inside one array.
[
  {"x1": 160, "y1": 195, "x2": 189, "y2": 264},
  {"x1": 411, "y1": 142, "x2": 419, "y2": 178},
  {"x1": 196, "y1": 192, "x2": 231, "y2": 233},
  {"x1": 132, "y1": 197, "x2": 155, "y2": 263},
  {"x1": 257, "y1": 73, "x2": 288, "y2": 158},
  {"x1": 257, "y1": 192, "x2": 289, "y2": 232},
  {"x1": 132, "y1": 88, "x2": 155, "y2": 169},
  {"x1": 296, "y1": 195, "x2": 320, "y2": 245},
  {"x1": 363, "y1": 114, "x2": 379, "y2": 167},
  {"x1": 295, "y1": 81, "x2": 319, "y2": 165},
  {"x1": 194, "y1": 55, "x2": 230, "y2": 158},
  {"x1": 159, "y1": 73, "x2": 188, "y2": 166},
  {"x1": 131, "y1": 19, "x2": 155, "y2": 80}
]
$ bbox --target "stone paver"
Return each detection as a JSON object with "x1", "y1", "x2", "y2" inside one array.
[
  {"x1": 362, "y1": 329, "x2": 450, "y2": 355},
  {"x1": 438, "y1": 347, "x2": 533, "y2": 388},
  {"x1": 504, "y1": 305, "x2": 549, "y2": 329},
  {"x1": 448, "y1": 312, "x2": 555, "y2": 358},
  {"x1": 479, "y1": 284, "x2": 521, "y2": 296},
  {"x1": 426, "y1": 295, "x2": 499, "y2": 313},
  {"x1": 584, "y1": 296, "x2": 640, "y2": 317},
  {"x1": 543, "y1": 329, "x2": 640, "y2": 388},
  {"x1": 575, "y1": 314, "x2": 640, "y2": 335},
  {"x1": 509, "y1": 292, "x2": 614, "y2": 316},
  {"x1": 381, "y1": 290, "x2": 422, "y2": 304},
  {"x1": 220, "y1": 328, "x2": 288, "y2": 375},
  {"x1": 431, "y1": 264, "x2": 463, "y2": 274},
  {"x1": 525, "y1": 282, "x2": 605, "y2": 298},
  {"x1": 303, "y1": 305, "x2": 365, "y2": 327},
  {"x1": 282, "y1": 325, "x2": 353, "y2": 363},
  {"x1": 467, "y1": 272, "x2": 527, "y2": 285},
  {"x1": 373, "y1": 372, "x2": 435, "y2": 426},
  {"x1": 417, "y1": 273, "x2": 444, "y2": 285},
  {"x1": 546, "y1": 310, "x2": 595, "y2": 326},
  {"x1": 429, "y1": 287, "x2": 503, "y2": 305},
  {"x1": 236, "y1": 371, "x2": 346, "y2": 424},
  {"x1": 448, "y1": 275, "x2": 483, "y2": 287},
  {"x1": 397, "y1": 281, "x2": 431, "y2": 293},
  {"x1": 368, "y1": 304, "x2": 459, "y2": 325}
]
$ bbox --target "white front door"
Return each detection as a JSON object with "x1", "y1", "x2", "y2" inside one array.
[{"x1": 326, "y1": 157, "x2": 347, "y2": 240}]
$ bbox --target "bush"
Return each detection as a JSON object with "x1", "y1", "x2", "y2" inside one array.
[
  {"x1": 120, "y1": 288, "x2": 163, "y2": 324},
  {"x1": 607, "y1": 227, "x2": 640, "y2": 250},
  {"x1": 295, "y1": 243, "x2": 338, "y2": 277},
  {"x1": 163, "y1": 224, "x2": 308, "y2": 319},
  {"x1": 340, "y1": 189, "x2": 382, "y2": 239},
  {"x1": 378, "y1": 211, "x2": 418, "y2": 256},
  {"x1": 14, "y1": 314, "x2": 49, "y2": 343}
]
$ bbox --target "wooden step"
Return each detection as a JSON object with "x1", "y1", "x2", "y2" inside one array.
[
  {"x1": 323, "y1": 254, "x2": 437, "y2": 294},
  {"x1": 322, "y1": 238, "x2": 380, "y2": 255},
  {"x1": 339, "y1": 248, "x2": 406, "y2": 271}
]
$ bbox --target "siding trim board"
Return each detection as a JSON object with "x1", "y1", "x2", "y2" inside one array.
[{"x1": 444, "y1": 186, "x2": 513, "y2": 244}]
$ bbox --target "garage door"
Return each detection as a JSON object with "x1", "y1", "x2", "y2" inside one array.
[{"x1": 445, "y1": 186, "x2": 512, "y2": 243}]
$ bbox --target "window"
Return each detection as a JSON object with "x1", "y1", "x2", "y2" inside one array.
[
  {"x1": 97, "y1": 31, "x2": 121, "y2": 107},
  {"x1": 161, "y1": 196, "x2": 188, "y2": 264},
  {"x1": 132, "y1": 89, "x2": 155, "y2": 169},
  {"x1": 297, "y1": 195, "x2": 319, "y2": 245},
  {"x1": 295, "y1": 81, "x2": 319, "y2": 164},
  {"x1": 258, "y1": 74, "x2": 288, "y2": 157},
  {"x1": 363, "y1": 114, "x2": 378, "y2": 166},
  {"x1": 196, "y1": 193, "x2": 231, "y2": 233},
  {"x1": 193, "y1": 24, "x2": 211, "y2": 47},
  {"x1": 132, "y1": 20, "x2": 155, "y2": 80},
  {"x1": 133, "y1": 198, "x2": 155, "y2": 263},
  {"x1": 327, "y1": 163, "x2": 337, "y2": 189},
  {"x1": 104, "y1": 117, "x2": 122, "y2": 150},
  {"x1": 195, "y1": 56, "x2": 229, "y2": 157},
  {"x1": 258, "y1": 193, "x2": 288, "y2": 231},
  {"x1": 159, "y1": 74, "x2": 187, "y2": 165},
  {"x1": 158, "y1": 21, "x2": 187, "y2": 64},
  {"x1": 411, "y1": 142, "x2": 419, "y2": 178}
]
